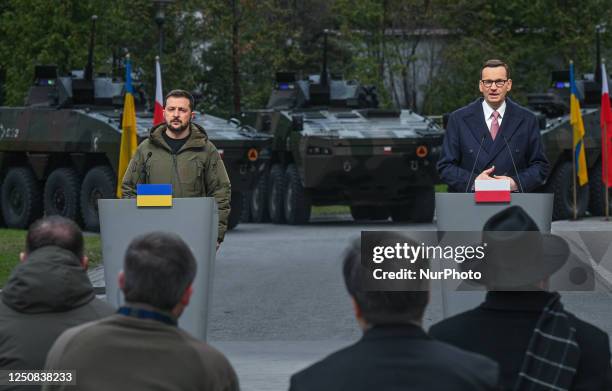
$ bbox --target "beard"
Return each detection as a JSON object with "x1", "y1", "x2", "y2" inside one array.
[{"x1": 167, "y1": 120, "x2": 190, "y2": 133}]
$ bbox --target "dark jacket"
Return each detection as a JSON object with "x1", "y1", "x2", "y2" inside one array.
[
  {"x1": 289, "y1": 324, "x2": 499, "y2": 391},
  {"x1": 437, "y1": 98, "x2": 549, "y2": 192},
  {"x1": 429, "y1": 291, "x2": 612, "y2": 391},
  {"x1": 0, "y1": 246, "x2": 114, "y2": 389},
  {"x1": 121, "y1": 122, "x2": 231, "y2": 242},
  {"x1": 44, "y1": 304, "x2": 239, "y2": 391}
]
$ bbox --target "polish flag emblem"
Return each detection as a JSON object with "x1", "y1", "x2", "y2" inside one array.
[
  {"x1": 475, "y1": 179, "x2": 511, "y2": 203},
  {"x1": 383, "y1": 146, "x2": 392, "y2": 155}
]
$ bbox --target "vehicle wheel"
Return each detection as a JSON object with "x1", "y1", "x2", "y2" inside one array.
[
  {"x1": 228, "y1": 191, "x2": 243, "y2": 230},
  {"x1": 80, "y1": 166, "x2": 116, "y2": 232},
  {"x1": 350, "y1": 205, "x2": 370, "y2": 221},
  {"x1": 251, "y1": 172, "x2": 269, "y2": 222},
  {"x1": 390, "y1": 204, "x2": 412, "y2": 222},
  {"x1": 1, "y1": 167, "x2": 42, "y2": 228},
  {"x1": 411, "y1": 186, "x2": 435, "y2": 223},
  {"x1": 369, "y1": 206, "x2": 389, "y2": 220},
  {"x1": 284, "y1": 164, "x2": 311, "y2": 224},
  {"x1": 0, "y1": 174, "x2": 5, "y2": 228},
  {"x1": 550, "y1": 161, "x2": 589, "y2": 220},
  {"x1": 44, "y1": 167, "x2": 81, "y2": 223},
  {"x1": 390, "y1": 187, "x2": 435, "y2": 223},
  {"x1": 268, "y1": 164, "x2": 285, "y2": 223},
  {"x1": 350, "y1": 205, "x2": 388, "y2": 221},
  {"x1": 241, "y1": 190, "x2": 252, "y2": 223}
]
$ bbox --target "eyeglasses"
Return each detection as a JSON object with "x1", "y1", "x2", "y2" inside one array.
[{"x1": 481, "y1": 79, "x2": 509, "y2": 88}]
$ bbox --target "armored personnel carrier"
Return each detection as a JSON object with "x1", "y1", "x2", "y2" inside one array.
[
  {"x1": 0, "y1": 19, "x2": 270, "y2": 231},
  {"x1": 527, "y1": 69, "x2": 608, "y2": 220},
  {"x1": 240, "y1": 68, "x2": 444, "y2": 224}
]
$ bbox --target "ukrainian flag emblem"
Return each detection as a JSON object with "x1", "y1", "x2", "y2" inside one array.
[{"x1": 137, "y1": 184, "x2": 173, "y2": 207}]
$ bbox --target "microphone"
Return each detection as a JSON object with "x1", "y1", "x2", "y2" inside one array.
[
  {"x1": 502, "y1": 135, "x2": 525, "y2": 193},
  {"x1": 134, "y1": 152, "x2": 153, "y2": 186},
  {"x1": 465, "y1": 135, "x2": 486, "y2": 193}
]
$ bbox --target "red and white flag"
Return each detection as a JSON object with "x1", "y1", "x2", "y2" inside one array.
[
  {"x1": 600, "y1": 62, "x2": 612, "y2": 188},
  {"x1": 474, "y1": 179, "x2": 511, "y2": 203},
  {"x1": 153, "y1": 56, "x2": 164, "y2": 126}
]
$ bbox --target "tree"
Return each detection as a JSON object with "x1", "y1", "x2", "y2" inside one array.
[
  {"x1": 0, "y1": 0, "x2": 204, "y2": 107},
  {"x1": 333, "y1": 0, "x2": 446, "y2": 111},
  {"x1": 422, "y1": 0, "x2": 612, "y2": 114}
]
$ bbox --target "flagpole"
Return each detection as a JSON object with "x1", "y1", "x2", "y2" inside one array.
[
  {"x1": 605, "y1": 120, "x2": 610, "y2": 220},
  {"x1": 603, "y1": 58, "x2": 610, "y2": 221},
  {"x1": 570, "y1": 60, "x2": 578, "y2": 220},
  {"x1": 573, "y1": 140, "x2": 577, "y2": 220}
]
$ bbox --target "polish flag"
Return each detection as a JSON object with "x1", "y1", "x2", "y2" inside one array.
[
  {"x1": 474, "y1": 179, "x2": 511, "y2": 203},
  {"x1": 600, "y1": 62, "x2": 612, "y2": 187},
  {"x1": 153, "y1": 56, "x2": 164, "y2": 126}
]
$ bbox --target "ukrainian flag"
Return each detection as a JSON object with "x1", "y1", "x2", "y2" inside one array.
[
  {"x1": 570, "y1": 61, "x2": 589, "y2": 186},
  {"x1": 137, "y1": 184, "x2": 173, "y2": 207},
  {"x1": 116, "y1": 54, "x2": 139, "y2": 198}
]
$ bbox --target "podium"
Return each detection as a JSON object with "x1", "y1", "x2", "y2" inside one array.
[
  {"x1": 435, "y1": 193, "x2": 553, "y2": 317},
  {"x1": 98, "y1": 198, "x2": 218, "y2": 341}
]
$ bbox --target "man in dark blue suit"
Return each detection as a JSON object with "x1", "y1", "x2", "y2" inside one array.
[{"x1": 437, "y1": 59, "x2": 549, "y2": 192}]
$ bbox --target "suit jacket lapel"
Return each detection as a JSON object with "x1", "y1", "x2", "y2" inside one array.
[
  {"x1": 462, "y1": 99, "x2": 491, "y2": 153},
  {"x1": 484, "y1": 98, "x2": 524, "y2": 167}
]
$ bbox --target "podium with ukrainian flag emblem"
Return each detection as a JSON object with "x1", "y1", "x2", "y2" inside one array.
[{"x1": 97, "y1": 196, "x2": 219, "y2": 341}]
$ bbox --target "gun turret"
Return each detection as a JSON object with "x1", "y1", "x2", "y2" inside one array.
[
  {"x1": 84, "y1": 15, "x2": 97, "y2": 82},
  {"x1": 24, "y1": 14, "x2": 147, "y2": 110},
  {"x1": 267, "y1": 30, "x2": 378, "y2": 110},
  {"x1": 71, "y1": 15, "x2": 97, "y2": 104}
]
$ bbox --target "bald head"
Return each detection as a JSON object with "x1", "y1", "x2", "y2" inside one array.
[{"x1": 26, "y1": 216, "x2": 84, "y2": 258}]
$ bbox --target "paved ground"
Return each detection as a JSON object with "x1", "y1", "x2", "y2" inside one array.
[{"x1": 89, "y1": 215, "x2": 612, "y2": 391}]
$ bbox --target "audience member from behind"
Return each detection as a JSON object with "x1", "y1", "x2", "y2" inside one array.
[
  {"x1": 289, "y1": 235, "x2": 499, "y2": 391},
  {"x1": 44, "y1": 232, "x2": 238, "y2": 391},
  {"x1": 0, "y1": 216, "x2": 113, "y2": 386},
  {"x1": 430, "y1": 206, "x2": 612, "y2": 390}
]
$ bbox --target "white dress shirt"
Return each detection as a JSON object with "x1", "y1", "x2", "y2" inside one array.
[{"x1": 482, "y1": 100, "x2": 506, "y2": 131}]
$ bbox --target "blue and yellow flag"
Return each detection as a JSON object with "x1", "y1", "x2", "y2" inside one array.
[
  {"x1": 137, "y1": 184, "x2": 173, "y2": 207},
  {"x1": 570, "y1": 61, "x2": 589, "y2": 186},
  {"x1": 116, "y1": 55, "x2": 139, "y2": 198}
]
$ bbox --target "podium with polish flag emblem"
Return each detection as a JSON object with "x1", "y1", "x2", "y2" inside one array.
[{"x1": 434, "y1": 192, "x2": 554, "y2": 318}]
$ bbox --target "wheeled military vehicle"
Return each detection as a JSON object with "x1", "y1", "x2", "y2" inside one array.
[
  {"x1": 239, "y1": 68, "x2": 444, "y2": 224},
  {"x1": 0, "y1": 18, "x2": 270, "y2": 231},
  {"x1": 0, "y1": 65, "x2": 270, "y2": 231},
  {"x1": 527, "y1": 69, "x2": 609, "y2": 220}
]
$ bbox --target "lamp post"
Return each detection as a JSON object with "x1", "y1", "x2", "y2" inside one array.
[{"x1": 153, "y1": 0, "x2": 173, "y2": 58}]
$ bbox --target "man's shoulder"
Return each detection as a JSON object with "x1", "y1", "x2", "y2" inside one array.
[
  {"x1": 54, "y1": 315, "x2": 117, "y2": 342},
  {"x1": 450, "y1": 98, "x2": 481, "y2": 118},
  {"x1": 429, "y1": 308, "x2": 480, "y2": 337},
  {"x1": 506, "y1": 98, "x2": 536, "y2": 119},
  {"x1": 566, "y1": 310, "x2": 610, "y2": 349},
  {"x1": 291, "y1": 336, "x2": 497, "y2": 389},
  {"x1": 290, "y1": 341, "x2": 361, "y2": 387},
  {"x1": 136, "y1": 138, "x2": 154, "y2": 151},
  {"x1": 86, "y1": 297, "x2": 116, "y2": 317},
  {"x1": 427, "y1": 336, "x2": 497, "y2": 366},
  {"x1": 177, "y1": 328, "x2": 233, "y2": 365},
  {"x1": 50, "y1": 315, "x2": 231, "y2": 360}
]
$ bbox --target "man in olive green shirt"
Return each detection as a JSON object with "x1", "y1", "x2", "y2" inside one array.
[{"x1": 121, "y1": 90, "x2": 231, "y2": 247}]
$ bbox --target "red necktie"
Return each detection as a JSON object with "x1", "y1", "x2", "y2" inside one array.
[{"x1": 490, "y1": 110, "x2": 500, "y2": 140}]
